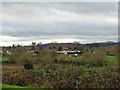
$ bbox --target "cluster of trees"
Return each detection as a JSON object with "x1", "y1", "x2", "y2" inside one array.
[
  {"x1": 3, "y1": 47, "x2": 35, "y2": 70},
  {"x1": 48, "y1": 41, "x2": 85, "y2": 51}
]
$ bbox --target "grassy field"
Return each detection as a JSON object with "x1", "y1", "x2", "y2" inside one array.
[
  {"x1": 71, "y1": 56, "x2": 117, "y2": 60},
  {"x1": 71, "y1": 56, "x2": 83, "y2": 59},
  {"x1": 1, "y1": 84, "x2": 32, "y2": 88},
  {"x1": 1, "y1": 84, "x2": 51, "y2": 89},
  {"x1": 0, "y1": 57, "x2": 9, "y2": 61},
  {"x1": 71, "y1": 56, "x2": 117, "y2": 65},
  {"x1": 104, "y1": 56, "x2": 118, "y2": 66},
  {"x1": 1, "y1": 56, "x2": 117, "y2": 65}
]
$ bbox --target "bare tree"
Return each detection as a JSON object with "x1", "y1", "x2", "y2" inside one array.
[{"x1": 73, "y1": 41, "x2": 81, "y2": 50}]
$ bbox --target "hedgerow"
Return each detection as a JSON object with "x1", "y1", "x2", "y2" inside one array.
[{"x1": 2, "y1": 63, "x2": 119, "y2": 88}]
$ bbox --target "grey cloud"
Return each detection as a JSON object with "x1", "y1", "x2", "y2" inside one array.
[
  {"x1": 2, "y1": 2, "x2": 118, "y2": 45},
  {"x1": 2, "y1": 19, "x2": 117, "y2": 37}
]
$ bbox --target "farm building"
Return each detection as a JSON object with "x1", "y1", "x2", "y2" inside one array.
[{"x1": 57, "y1": 50, "x2": 82, "y2": 57}]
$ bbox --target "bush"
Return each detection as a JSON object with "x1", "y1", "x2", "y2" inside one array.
[
  {"x1": 81, "y1": 52, "x2": 105, "y2": 67},
  {"x1": 9, "y1": 47, "x2": 27, "y2": 64},
  {"x1": 38, "y1": 50, "x2": 58, "y2": 63},
  {"x1": 23, "y1": 59, "x2": 33, "y2": 70},
  {"x1": 19, "y1": 52, "x2": 37, "y2": 64},
  {"x1": 2, "y1": 63, "x2": 119, "y2": 88},
  {"x1": 56, "y1": 54, "x2": 72, "y2": 62}
]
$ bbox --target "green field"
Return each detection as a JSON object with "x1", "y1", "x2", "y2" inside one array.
[
  {"x1": 104, "y1": 56, "x2": 118, "y2": 65},
  {"x1": 71, "y1": 56, "x2": 83, "y2": 59},
  {"x1": 71, "y1": 56, "x2": 117, "y2": 65},
  {"x1": 0, "y1": 57, "x2": 9, "y2": 61},
  {"x1": 1, "y1": 56, "x2": 117, "y2": 64},
  {"x1": 1, "y1": 84, "x2": 49, "y2": 89},
  {"x1": 0, "y1": 84, "x2": 34, "y2": 88}
]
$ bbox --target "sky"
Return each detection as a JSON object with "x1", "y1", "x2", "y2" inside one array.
[{"x1": 1, "y1": 2, "x2": 118, "y2": 46}]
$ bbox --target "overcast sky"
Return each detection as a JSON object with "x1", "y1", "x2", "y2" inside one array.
[{"x1": 1, "y1": 2, "x2": 118, "y2": 46}]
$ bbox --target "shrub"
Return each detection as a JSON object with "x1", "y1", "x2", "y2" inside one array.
[
  {"x1": 81, "y1": 52, "x2": 105, "y2": 67},
  {"x1": 56, "y1": 54, "x2": 72, "y2": 62},
  {"x1": 23, "y1": 59, "x2": 33, "y2": 70},
  {"x1": 19, "y1": 52, "x2": 37, "y2": 64},
  {"x1": 38, "y1": 50, "x2": 58, "y2": 63},
  {"x1": 9, "y1": 47, "x2": 27, "y2": 64},
  {"x1": 2, "y1": 64, "x2": 119, "y2": 88}
]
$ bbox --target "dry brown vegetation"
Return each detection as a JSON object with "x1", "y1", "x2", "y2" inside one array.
[{"x1": 2, "y1": 46, "x2": 119, "y2": 88}]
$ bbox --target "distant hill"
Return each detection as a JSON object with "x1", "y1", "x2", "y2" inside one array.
[
  {"x1": 41, "y1": 41, "x2": 118, "y2": 50},
  {"x1": 99, "y1": 41, "x2": 117, "y2": 44},
  {"x1": 2, "y1": 41, "x2": 118, "y2": 50},
  {"x1": 42, "y1": 43, "x2": 87, "y2": 50},
  {"x1": 84, "y1": 41, "x2": 118, "y2": 48}
]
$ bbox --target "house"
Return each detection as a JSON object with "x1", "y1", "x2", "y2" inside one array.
[
  {"x1": 2, "y1": 50, "x2": 12, "y2": 54},
  {"x1": 57, "y1": 50, "x2": 82, "y2": 57}
]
